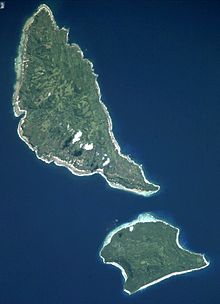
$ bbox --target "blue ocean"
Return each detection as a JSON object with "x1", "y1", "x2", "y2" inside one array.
[{"x1": 1, "y1": 1, "x2": 219, "y2": 303}]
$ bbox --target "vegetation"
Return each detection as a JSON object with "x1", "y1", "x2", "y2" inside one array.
[
  {"x1": 100, "y1": 221, "x2": 207, "y2": 294},
  {"x1": 13, "y1": 5, "x2": 159, "y2": 195}
]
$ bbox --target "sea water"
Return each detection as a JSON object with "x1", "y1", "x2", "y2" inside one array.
[{"x1": 0, "y1": 1, "x2": 219, "y2": 303}]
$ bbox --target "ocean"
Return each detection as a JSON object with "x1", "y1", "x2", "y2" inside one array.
[{"x1": 0, "y1": 0, "x2": 219, "y2": 303}]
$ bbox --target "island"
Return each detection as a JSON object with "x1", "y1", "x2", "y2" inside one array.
[
  {"x1": 12, "y1": 4, "x2": 159, "y2": 197},
  {"x1": 100, "y1": 213, "x2": 209, "y2": 295}
]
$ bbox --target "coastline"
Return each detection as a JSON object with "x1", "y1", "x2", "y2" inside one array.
[
  {"x1": 99, "y1": 213, "x2": 210, "y2": 295},
  {"x1": 12, "y1": 4, "x2": 160, "y2": 197}
]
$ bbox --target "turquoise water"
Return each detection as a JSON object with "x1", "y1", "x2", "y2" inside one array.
[{"x1": 0, "y1": 1, "x2": 219, "y2": 303}]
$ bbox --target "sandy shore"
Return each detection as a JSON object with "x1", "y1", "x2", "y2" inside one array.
[
  {"x1": 99, "y1": 213, "x2": 210, "y2": 295},
  {"x1": 13, "y1": 4, "x2": 160, "y2": 197}
]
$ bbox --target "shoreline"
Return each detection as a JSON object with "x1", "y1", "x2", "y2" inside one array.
[
  {"x1": 99, "y1": 213, "x2": 210, "y2": 295},
  {"x1": 13, "y1": 4, "x2": 160, "y2": 197}
]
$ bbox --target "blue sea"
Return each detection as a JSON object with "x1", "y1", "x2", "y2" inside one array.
[{"x1": 1, "y1": 1, "x2": 220, "y2": 303}]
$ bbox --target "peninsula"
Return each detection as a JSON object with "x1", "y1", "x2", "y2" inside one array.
[
  {"x1": 100, "y1": 213, "x2": 209, "y2": 295},
  {"x1": 12, "y1": 4, "x2": 159, "y2": 196}
]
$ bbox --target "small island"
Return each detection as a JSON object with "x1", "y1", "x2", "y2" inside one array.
[
  {"x1": 12, "y1": 4, "x2": 159, "y2": 197},
  {"x1": 100, "y1": 213, "x2": 209, "y2": 295}
]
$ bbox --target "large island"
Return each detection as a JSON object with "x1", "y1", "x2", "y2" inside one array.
[
  {"x1": 100, "y1": 213, "x2": 209, "y2": 295},
  {"x1": 12, "y1": 4, "x2": 159, "y2": 196}
]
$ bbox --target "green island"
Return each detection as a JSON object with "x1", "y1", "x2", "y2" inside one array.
[
  {"x1": 100, "y1": 213, "x2": 209, "y2": 295},
  {"x1": 12, "y1": 4, "x2": 159, "y2": 196}
]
